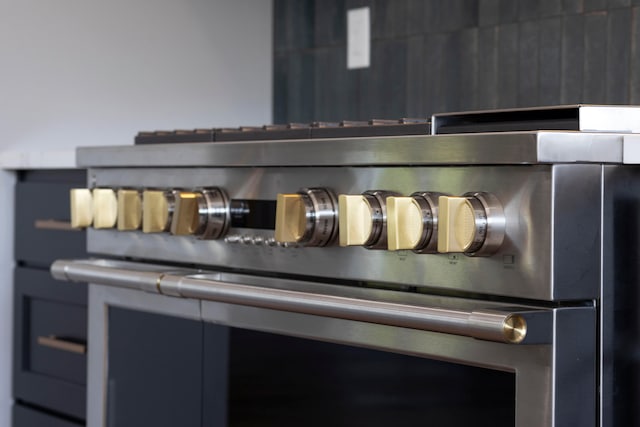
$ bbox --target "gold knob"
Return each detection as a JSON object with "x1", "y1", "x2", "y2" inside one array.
[
  {"x1": 142, "y1": 191, "x2": 171, "y2": 233},
  {"x1": 275, "y1": 194, "x2": 307, "y2": 243},
  {"x1": 70, "y1": 189, "x2": 93, "y2": 228},
  {"x1": 437, "y1": 196, "x2": 477, "y2": 253},
  {"x1": 170, "y1": 192, "x2": 201, "y2": 235},
  {"x1": 117, "y1": 190, "x2": 142, "y2": 231},
  {"x1": 386, "y1": 196, "x2": 423, "y2": 250},
  {"x1": 92, "y1": 189, "x2": 118, "y2": 229},
  {"x1": 338, "y1": 195, "x2": 373, "y2": 246}
]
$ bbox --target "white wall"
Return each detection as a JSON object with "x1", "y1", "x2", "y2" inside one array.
[
  {"x1": 0, "y1": 0, "x2": 272, "y2": 424},
  {"x1": 0, "y1": 0, "x2": 272, "y2": 151}
]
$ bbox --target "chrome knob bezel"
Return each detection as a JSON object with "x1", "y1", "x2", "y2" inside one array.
[
  {"x1": 298, "y1": 187, "x2": 339, "y2": 247},
  {"x1": 410, "y1": 191, "x2": 446, "y2": 254},
  {"x1": 196, "y1": 188, "x2": 230, "y2": 240},
  {"x1": 462, "y1": 192, "x2": 505, "y2": 257},
  {"x1": 362, "y1": 190, "x2": 400, "y2": 250}
]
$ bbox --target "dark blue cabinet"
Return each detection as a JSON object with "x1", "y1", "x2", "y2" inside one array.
[{"x1": 12, "y1": 170, "x2": 87, "y2": 426}]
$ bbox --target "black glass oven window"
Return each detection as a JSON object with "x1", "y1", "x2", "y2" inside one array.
[{"x1": 227, "y1": 328, "x2": 515, "y2": 427}]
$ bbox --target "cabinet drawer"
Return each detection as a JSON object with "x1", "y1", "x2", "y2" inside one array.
[
  {"x1": 30, "y1": 297, "x2": 87, "y2": 384},
  {"x1": 13, "y1": 267, "x2": 87, "y2": 420},
  {"x1": 13, "y1": 404, "x2": 82, "y2": 427},
  {"x1": 15, "y1": 181, "x2": 86, "y2": 266}
]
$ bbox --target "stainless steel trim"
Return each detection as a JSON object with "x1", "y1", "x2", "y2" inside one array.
[
  {"x1": 432, "y1": 105, "x2": 640, "y2": 134},
  {"x1": 164, "y1": 275, "x2": 529, "y2": 344},
  {"x1": 76, "y1": 132, "x2": 624, "y2": 167},
  {"x1": 51, "y1": 258, "x2": 556, "y2": 344},
  {"x1": 51, "y1": 259, "x2": 184, "y2": 294}
]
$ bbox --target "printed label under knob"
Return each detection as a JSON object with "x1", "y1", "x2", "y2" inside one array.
[
  {"x1": 437, "y1": 193, "x2": 505, "y2": 256},
  {"x1": 274, "y1": 188, "x2": 338, "y2": 247}
]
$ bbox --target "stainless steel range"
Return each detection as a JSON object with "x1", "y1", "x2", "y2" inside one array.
[{"x1": 51, "y1": 106, "x2": 640, "y2": 426}]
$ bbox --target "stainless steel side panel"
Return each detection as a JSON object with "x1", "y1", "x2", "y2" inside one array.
[{"x1": 87, "y1": 163, "x2": 601, "y2": 301}]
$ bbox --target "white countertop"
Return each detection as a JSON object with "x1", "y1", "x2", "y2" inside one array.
[{"x1": 0, "y1": 149, "x2": 77, "y2": 169}]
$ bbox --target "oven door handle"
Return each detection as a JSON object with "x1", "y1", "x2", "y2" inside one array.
[{"x1": 51, "y1": 258, "x2": 551, "y2": 345}]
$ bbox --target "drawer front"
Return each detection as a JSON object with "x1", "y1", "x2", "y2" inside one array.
[
  {"x1": 13, "y1": 267, "x2": 87, "y2": 419},
  {"x1": 30, "y1": 297, "x2": 87, "y2": 384},
  {"x1": 15, "y1": 181, "x2": 86, "y2": 266},
  {"x1": 13, "y1": 404, "x2": 82, "y2": 427}
]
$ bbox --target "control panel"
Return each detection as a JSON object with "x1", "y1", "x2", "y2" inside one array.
[
  {"x1": 68, "y1": 162, "x2": 604, "y2": 302},
  {"x1": 70, "y1": 186, "x2": 505, "y2": 256}
]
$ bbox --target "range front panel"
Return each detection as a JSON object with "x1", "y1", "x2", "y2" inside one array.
[{"x1": 86, "y1": 163, "x2": 601, "y2": 301}]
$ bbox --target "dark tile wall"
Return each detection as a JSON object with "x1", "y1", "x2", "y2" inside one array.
[{"x1": 273, "y1": 0, "x2": 640, "y2": 123}]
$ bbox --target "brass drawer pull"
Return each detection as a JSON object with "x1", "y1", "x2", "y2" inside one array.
[
  {"x1": 37, "y1": 335, "x2": 86, "y2": 354},
  {"x1": 34, "y1": 219, "x2": 80, "y2": 231}
]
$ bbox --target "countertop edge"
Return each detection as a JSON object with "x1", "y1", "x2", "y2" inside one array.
[{"x1": 0, "y1": 149, "x2": 77, "y2": 170}]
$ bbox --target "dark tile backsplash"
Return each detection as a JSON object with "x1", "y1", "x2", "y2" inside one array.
[
  {"x1": 560, "y1": 13, "x2": 585, "y2": 103},
  {"x1": 538, "y1": 17, "x2": 563, "y2": 106},
  {"x1": 631, "y1": 7, "x2": 640, "y2": 103},
  {"x1": 497, "y1": 23, "x2": 518, "y2": 108},
  {"x1": 583, "y1": 12, "x2": 608, "y2": 103},
  {"x1": 606, "y1": 8, "x2": 632, "y2": 103},
  {"x1": 273, "y1": 0, "x2": 639, "y2": 123}
]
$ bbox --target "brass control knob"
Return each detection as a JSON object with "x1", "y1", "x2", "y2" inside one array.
[
  {"x1": 172, "y1": 192, "x2": 200, "y2": 235},
  {"x1": 170, "y1": 188, "x2": 229, "y2": 239},
  {"x1": 70, "y1": 188, "x2": 93, "y2": 228},
  {"x1": 142, "y1": 190, "x2": 175, "y2": 233},
  {"x1": 338, "y1": 195, "x2": 373, "y2": 246},
  {"x1": 274, "y1": 188, "x2": 338, "y2": 247},
  {"x1": 275, "y1": 194, "x2": 308, "y2": 243},
  {"x1": 386, "y1": 192, "x2": 442, "y2": 253},
  {"x1": 92, "y1": 188, "x2": 118, "y2": 229},
  {"x1": 437, "y1": 192, "x2": 505, "y2": 256},
  {"x1": 117, "y1": 189, "x2": 142, "y2": 231},
  {"x1": 338, "y1": 190, "x2": 398, "y2": 249}
]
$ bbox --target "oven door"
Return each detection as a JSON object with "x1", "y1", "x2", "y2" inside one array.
[{"x1": 51, "y1": 259, "x2": 596, "y2": 427}]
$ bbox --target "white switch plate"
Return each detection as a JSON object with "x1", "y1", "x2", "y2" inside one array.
[{"x1": 347, "y1": 7, "x2": 370, "y2": 69}]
